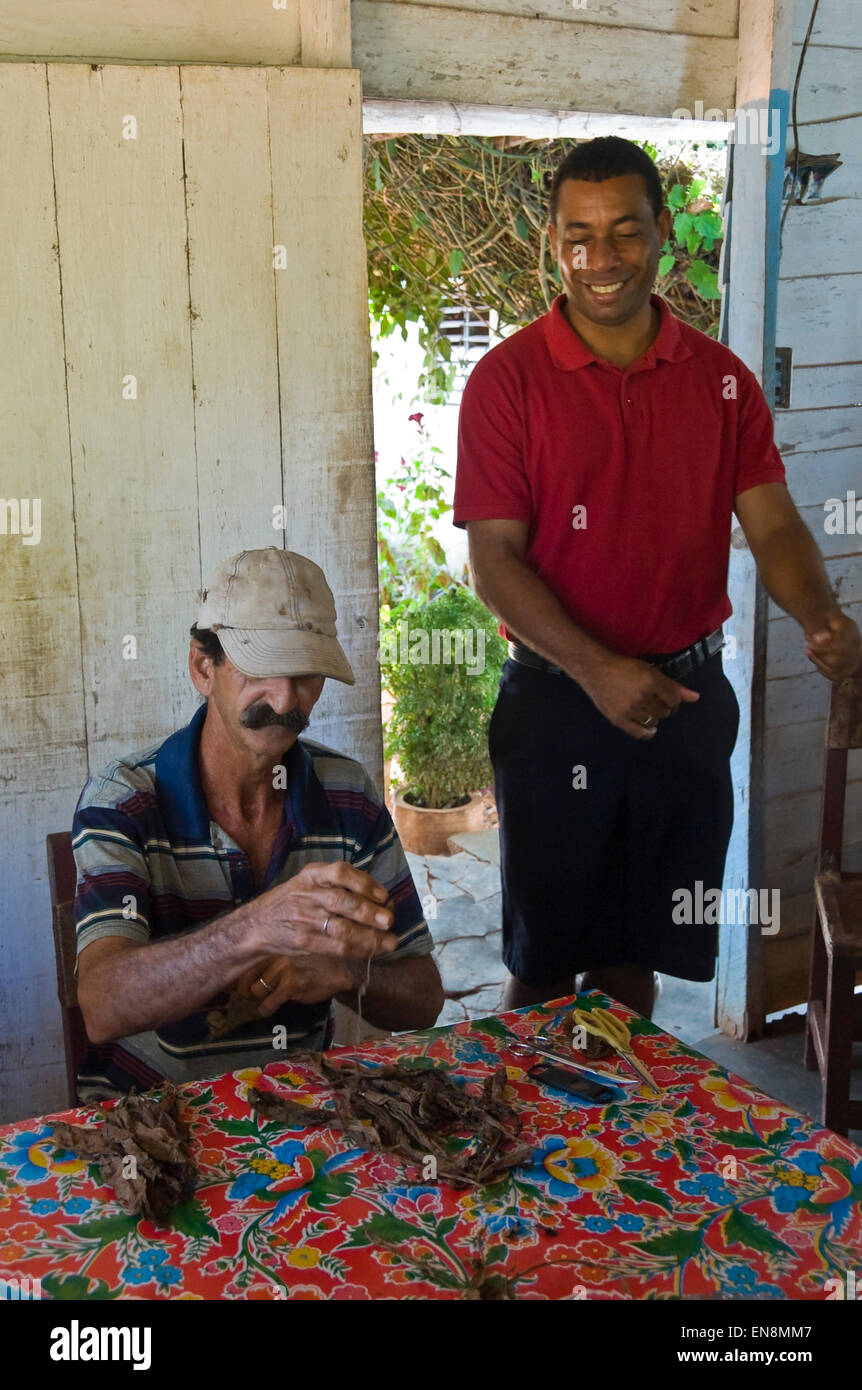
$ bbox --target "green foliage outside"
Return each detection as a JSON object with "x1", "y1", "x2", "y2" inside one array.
[
  {"x1": 380, "y1": 587, "x2": 508, "y2": 808},
  {"x1": 365, "y1": 133, "x2": 725, "y2": 403},
  {"x1": 377, "y1": 411, "x2": 463, "y2": 623}
]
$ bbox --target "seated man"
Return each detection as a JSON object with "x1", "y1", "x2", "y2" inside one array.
[{"x1": 73, "y1": 546, "x2": 443, "y2": 1099}]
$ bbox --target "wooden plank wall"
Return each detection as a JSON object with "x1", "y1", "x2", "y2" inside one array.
[
  {"x1": 0, "y1": 2, "x2": 302, "y2": 64},
  {"x1": 762, "y1": 0, "x2": 862, "y2": 1013},
  {"x1": 351, "y1": 0, "x2": 740, "y2": 115},
  {"x1": 0, "y1": 62, "x2": 376, "y2": 1124},
  {"x1": 0, "y1": 64, "x2": 89, "y2": 1115},
  {"x1": 0, "y1": 0, "x2": 352, "y2": 67},
  {"x1": 717, "y1": 0, "x2": 791, "y2": 1039}
]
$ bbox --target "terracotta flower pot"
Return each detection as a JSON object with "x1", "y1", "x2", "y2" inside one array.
[{"x1": 392, "y1": 789, "x2": 484, "y2": 857}]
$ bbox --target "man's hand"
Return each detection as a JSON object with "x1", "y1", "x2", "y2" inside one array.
[
  {"x1": 736, "y1": 485, "x2": 862, "y2": 683},
  {"x1": 234, "y1": 953, "x2": 360, "y2": 1016},
  {"x1": 803, "y1": 608, "x2": 862, "y2": 681},
  {"x1": 580, "y1": 654, "x2": 700, "y2": 739},
  {"x1": 255, "y1": 862, "x2": 398, "y2": 961}
]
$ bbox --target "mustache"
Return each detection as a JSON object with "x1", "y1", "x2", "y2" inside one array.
[{"x1": 240, "y1": 702, "x2": 310, "y2": 733}]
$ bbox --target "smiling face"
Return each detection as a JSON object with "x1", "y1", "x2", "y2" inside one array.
[
  {"x1": 548, "y1": 173, "x2": 671, "y2": 331},
  {"x1": 189, "y1": 639, "x2": 325, "y2": 764}
]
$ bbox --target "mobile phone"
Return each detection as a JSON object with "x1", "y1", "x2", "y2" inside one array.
[{"x1": 531, "y1": 1062, "x2": 617, "y2": 1104}]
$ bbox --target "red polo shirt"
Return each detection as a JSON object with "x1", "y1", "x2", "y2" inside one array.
[{"x1": 454, "y1": 294, "x2": 786, "y2": 656}]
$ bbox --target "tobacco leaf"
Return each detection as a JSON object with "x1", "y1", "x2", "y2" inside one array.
[
  {"x1": 250, "y1": 1057, "x2": 531, "y2": 1189},
  {"x1": 51, "y1": 1081, "x2": 196, "y2": 1223},
  {"x1": 206, "y1": 990, "x2": 263, "y2": 1040}
]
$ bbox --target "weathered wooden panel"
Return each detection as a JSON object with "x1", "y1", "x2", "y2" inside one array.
[
  {"x1": 792, "y1": 0, "x2": 862, "y2": 48},
  {"x1": 0, "y1": 1, "x2": 301, "y2": 64},
  {"x1": 768, "y1": 844, "x2": 849, "y2": 905},
  {"x1": 717, "y1": 0, "x2": 793, "y2": 1040},
  {"x1": 364, "y1": 0, "x2": 739, "y2": 38},
  {"x1": 0, "y1": 64, "x2": 88, "y2": 1124},
  {"x1": 782, "y1": 447, "x2": 862, "y2": 503},
  {"x1": 0, "y1": 60, "x2": 376, "y2": 1122},
  {"x1": 0, "y1": 786, "x2": 80, "y2": 1122},
  {"x1": 769, "y1": 600, "x2": 862, "y2": 679},
  {"x1": 766, "y1": 716, "x2": 862, "y2": 798},
  {"x1": 766, "y1": 539, "x2": 862, "y2": 624},
  {"x1": 717, "y1": 3, "x2": 859, "y2": 1024},
  {"x1": 301, "y1": 0, "x2": 352, "y2": 66},
  {"x1": 762, "y1": 928, "x2": 811, "y2": 1013},
  {"x1": 776, "y1": 274, "x2": 862, "y2": 366},
  {"x1": 766, "y1": 718, "x2": 826, "y2": 799},
  {"x1": 776, "y1": 407, "x2": 860, "y2": 455},
  {"x1": 362, "y1": 100, "x2": 734, "y2": 140},
  {"x1": 48, "y1": 64, "x2": 202, "y2": 769},
  {"x1": 180, "y1": 66, "x2": 283, "y2": 578},
  {"x1": 785, "y1": 114, "x2": 861, "y2": 202},
  {"x1": 352, "y1": 1, "x2": 739, "y2": 115},
  {"x1": 765, "y1": 777, "x2": 862, "y2": 891},
  {"x1": 766, "y1": 668, "x2": 829, "y2": 726},
  {"x1": 766, "y1": 772, "x2": 862, "y2": 866},
  {"x1": 784, "y1": 363, "x2": 862, "y2": 411},
  {"x1": 0, "y1": 63, "x2": 85, "y2": 762},
  {"x1": 789, "y1": 41, "x2": 862, "y2": 123},
  {"x1": 268, "y1": 67, "x2": 381, "y2": 777},
  {"x1": 778, "y1": 197, "x2": 862, "y2": 280}
]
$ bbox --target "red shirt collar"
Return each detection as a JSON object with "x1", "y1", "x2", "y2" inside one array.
[{"x1": 544, "y1": 292, "x2": 692, "y2": 371}]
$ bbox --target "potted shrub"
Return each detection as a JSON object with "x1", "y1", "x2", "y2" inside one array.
[{"x1": 380, "y1": 586, "x2": 507, "y2": 855}]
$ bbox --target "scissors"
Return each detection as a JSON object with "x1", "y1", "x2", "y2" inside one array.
[
  {"x1": 508, "y1": 1039, "x2": 637, "y2": 1085},
  {"x1": 571, "y1": 1007, "x2": 660, "y2": 1094}
]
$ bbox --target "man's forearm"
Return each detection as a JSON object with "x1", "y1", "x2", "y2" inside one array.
[
  {"x1": 751, "y1": 515, "x2": 836, "y2": 626},
  {"x1": 79, "y1": 900, "x2": 270, "y2": 1043},
  {"x1": 336, "y1": 955, "x2": 443, "y2": 1032},
  {"x1": 473, "y1": 548, "x2": 615, "y2": 684}
]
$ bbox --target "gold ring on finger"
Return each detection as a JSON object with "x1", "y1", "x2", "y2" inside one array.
[{"x1": 257, "y1": 976, "x2": 276, "y2": 993}]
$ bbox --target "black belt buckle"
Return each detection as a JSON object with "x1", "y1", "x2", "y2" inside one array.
[
  {"x1": 648, "y1": 627, "x2": 724, "y2": 680},
  {"x1": 507, "y1": 641, "x2": 563, "y2": 675}
]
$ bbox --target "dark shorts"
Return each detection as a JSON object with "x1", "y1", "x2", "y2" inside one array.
[{"x1": 489, "y1": 651, "x2": 740, "y2": 986}]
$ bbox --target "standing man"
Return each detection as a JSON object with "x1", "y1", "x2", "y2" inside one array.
[
  {"x1": 73, "y1": 547, "x2": 442, "y2": 1098},
  {"x1": 454, "y1": 137, "x2": 860, "y2": 1018}
]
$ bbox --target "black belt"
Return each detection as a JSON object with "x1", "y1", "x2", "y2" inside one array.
[{"x1": 508, "y1": 628, "x2": 725, "y2": 681}]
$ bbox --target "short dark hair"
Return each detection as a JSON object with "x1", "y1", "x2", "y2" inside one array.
[
  {"x1": 549, "y1": 137, "x2": 664, "y2": 223},
  {"x1": 190, "y1": 624, "x2": 224, "y2": 664}
]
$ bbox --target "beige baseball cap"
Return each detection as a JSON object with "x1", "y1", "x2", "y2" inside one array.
[{"x1": 195, "y1": 548, "x2": 355, "y2": 685}]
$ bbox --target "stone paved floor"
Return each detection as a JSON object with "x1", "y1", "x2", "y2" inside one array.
[
  {"x1": 407, "y1": 831, "x2": 507, "y2": 1027},
  {"x1": 407, "y1": 830, "x2": 862, "y2": 1137}
]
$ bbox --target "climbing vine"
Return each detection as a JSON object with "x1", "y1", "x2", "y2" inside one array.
[{"x1": 364, "y1": 133, "x2": 725, "y2": 402}]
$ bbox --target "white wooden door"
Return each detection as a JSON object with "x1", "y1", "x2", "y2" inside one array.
[{"x1": 0, "y1": 62, "x2": 377, "y2": 1121}]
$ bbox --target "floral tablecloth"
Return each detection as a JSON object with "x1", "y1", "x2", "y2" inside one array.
[{"x1": 1, "y1": 995, "x2": 860, "y2": 1300}]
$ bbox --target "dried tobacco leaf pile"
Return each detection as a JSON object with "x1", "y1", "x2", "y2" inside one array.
[
  {"x1": 51, "y1": 1082, "x2": 196, "y2": 1223},
  {"x1": 250, "y1": 1054, "x2": 532, "y2": 1188}
]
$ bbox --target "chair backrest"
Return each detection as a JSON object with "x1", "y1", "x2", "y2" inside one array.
[
  {"x1": 46, "y1": 831, "x2": 88, "y2": 1107},
  {"x1": 827, "y1": 671, "x2": 862, "y2": 751},
  {"x1": 818, "y1": 670, "x2": 862, "y2": 873}
]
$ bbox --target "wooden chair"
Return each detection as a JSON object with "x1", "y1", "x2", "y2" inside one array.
[
  {"x1": 46, "y1": 831, "x2": 89, "y2": 1108},
  {"x1": 804, "y1": 669, "x2": 862, "y2": 1134}
]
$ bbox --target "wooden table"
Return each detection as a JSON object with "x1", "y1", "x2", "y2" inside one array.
[{"x1": 1, "y1": 995, "x2": 860, "y2": 1300}]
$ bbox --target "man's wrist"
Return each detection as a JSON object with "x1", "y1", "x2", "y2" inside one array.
[
  {"x1": 799, "y1": 602, "x2": 839, "y2": 634},
  {"x1": 562, "y1": 637, "x2": 621, "y2": 687},
  {"x1": 214, "y1": 897, "x2": 272, "y2": 969}
]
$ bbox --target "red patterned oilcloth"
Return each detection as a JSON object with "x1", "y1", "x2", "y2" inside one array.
[{"x1": 1, "y1": 997, "x2": 860, "y2": 1300}]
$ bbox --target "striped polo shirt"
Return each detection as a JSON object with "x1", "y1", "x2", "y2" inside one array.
[{"x1": 72, "y1": 702, "x2": 432, "y2": 1097}]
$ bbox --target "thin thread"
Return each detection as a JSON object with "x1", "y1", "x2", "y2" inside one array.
[{"x1": 354, "y1": 952, "x2": 373, "y2": 1046}]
